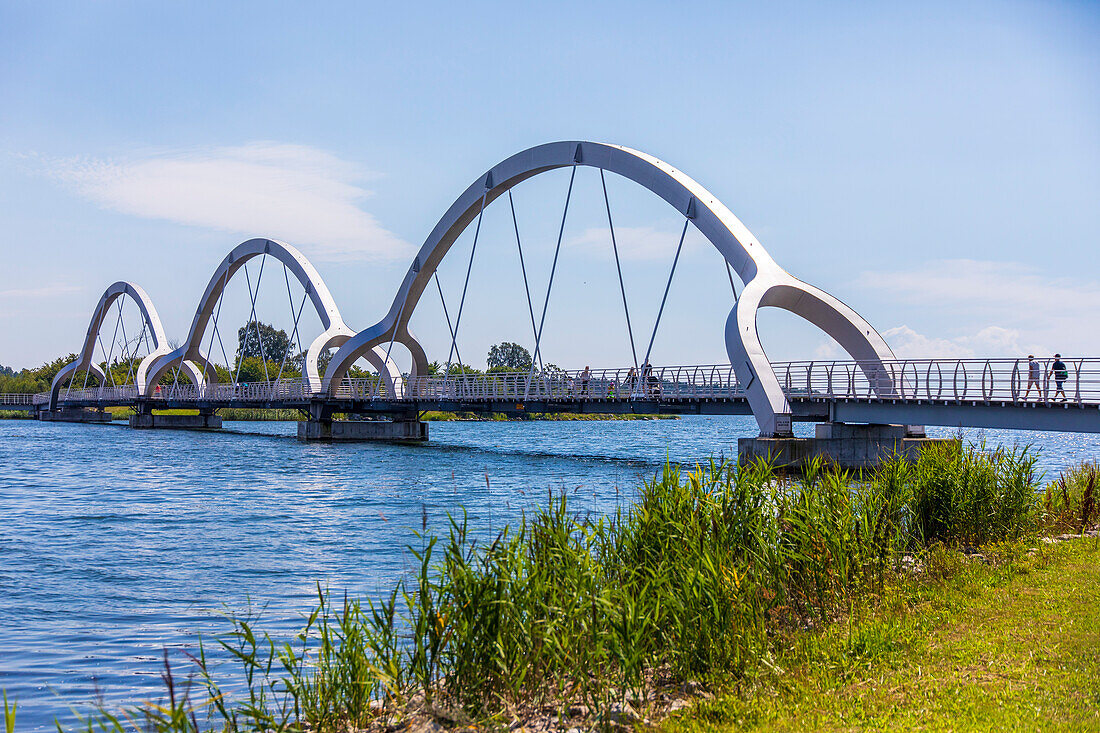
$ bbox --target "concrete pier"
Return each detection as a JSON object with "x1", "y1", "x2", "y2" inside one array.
[
  {"x1": 129, "y1": 412, "x2": 222, "y2": 429},
  {"x1": 297, "y1": 419, "x2": 428, "y2": 442},
  {"x1": 738, "y1": 423, "x2": 956, "y2": 470},
  {"x1": 38, "y1": 408, "x2": 113, "y2": 424}
]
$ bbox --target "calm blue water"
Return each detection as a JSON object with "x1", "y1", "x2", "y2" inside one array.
[{"x1": 2, "y1": 416, "x2": 1098, "y2": 729}]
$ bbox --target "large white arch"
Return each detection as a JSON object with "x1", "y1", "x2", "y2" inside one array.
[
  {"x1": 143, "y1": 238, "x2": 397, "y2": 396},
  {"x1": 325, "y1": 141, "x2": 896, "y2": 435},
  {"x1": 48, "y1": 281, "x2": 201, "y2": 409}
]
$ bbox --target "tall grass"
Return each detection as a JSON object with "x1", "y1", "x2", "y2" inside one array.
[
  {"x1": 65, "y1": 445, "x2": 1044, "y2": 731},
  {"x1": 1043, "y1": 462, "x2": 1098, "y2": 534}
]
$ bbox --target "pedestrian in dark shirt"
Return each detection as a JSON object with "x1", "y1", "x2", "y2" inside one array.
[{"x1": 1048, "y1": 354, "x2": 1069, "y2": 402}]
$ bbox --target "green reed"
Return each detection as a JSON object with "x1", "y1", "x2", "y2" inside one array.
[
  {"x1": 63, "y1": 444, "x2": 1045, "y2": 731},
  {"x1": 1043, "y1": 461, "x2": 1098, "y2": 534}
]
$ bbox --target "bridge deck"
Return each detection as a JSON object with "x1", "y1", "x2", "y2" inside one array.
[{"x1": 14, "y1": 358, "x2": 1100, "y2": 433}]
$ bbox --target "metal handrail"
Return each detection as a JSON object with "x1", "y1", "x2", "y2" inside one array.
[{"x1": 41, "y1": 358, "x2": 1100, "y2": 408}]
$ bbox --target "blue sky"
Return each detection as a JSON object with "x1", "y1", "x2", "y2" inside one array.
[{"x1": 1, "y1": 0, "x2": 1097, "y2": 372}]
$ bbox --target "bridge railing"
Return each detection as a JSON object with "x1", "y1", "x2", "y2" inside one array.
[
  {"x1": 792, "y1": 358, "x2": 1100, "y2": 405},
  {"x1": 338, "y1": 364, "x2": 749, "y2": 402},
  {"x1": 0, "y1": 393, "x2": 37, "y2": 406},
  {"x1": 43, "y1": 358, "x2": 1100, "y2": 407}
]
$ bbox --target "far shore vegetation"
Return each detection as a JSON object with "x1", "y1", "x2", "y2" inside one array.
[
  {"x1": 7, "y1": 445, "x2": 1096, "y2": 732},
  {"x1": 2, "y1": 333, "x2": 676, "y2": 421}
]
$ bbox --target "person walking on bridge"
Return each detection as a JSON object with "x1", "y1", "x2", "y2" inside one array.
[
  {"x1": 1024, "y1": 354, "x2": 1041, "y2": 400},
  {"x1": 1048, "y1": 354, "x2": 1069, "y2": 402},
  {"x1": 580, "y1": 366, "x2": 591, "y2": 397}
]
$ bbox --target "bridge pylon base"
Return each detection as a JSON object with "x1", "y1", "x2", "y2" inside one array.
[
  {"x1": 738, "y1": 423, "x2": 955, "y2": 471},
  {"x1": 297, "y1": 419, "x2": 428, "y2": 442},
  {"x1": 129, "y1": 412, "x2": 222, "y2": 430},
  {"x1": 39, "y1": 408, "x2": 113, "y2": 424}
]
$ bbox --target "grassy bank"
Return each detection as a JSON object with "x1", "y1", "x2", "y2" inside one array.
[
  {"x1": 25, "y1": 442, "x2": 1094, "y2": 732},
  {"x1": 672, "y1": 537, "x2": 1100, "y2": 731}
]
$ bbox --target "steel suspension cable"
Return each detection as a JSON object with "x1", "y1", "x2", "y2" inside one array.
[
  {"x1": 201, "y1": 269, "x2": 231, "y2": 388},
  {"x1": 121, "y1": 318, "x2": 147, "y2": 387},
  {"x1": 600, "y1": 169, "x2": 639, "y2": 371},
  {"x1": 642, "y1": 218, "x2": 691, "y2": 371},
  {"x1": 372, "y1": 255, "x2": 431, "y2": 399},
  {"x1": 283, "y1": 265, "x2": 306, "y2": 371},
  {"x1": 234, "y1": 259, "x2": 267, "y2": 385},
  {"x1": 725, "y1": 260, "x2": 739, "y2": 300},
  {"x1": 96, "y1": 303, "x2": 124, "y2": 395},
  {"x1": 508, "y1": 190, "x2": 543, "y2": 372},
  {"x1": 441, "y1": 190, "x2": 488, "y2": 384},
  {"x1": 116, "y1": 299, "x2": 132, "y2": 383},
  {"x1": 272, "y1": 287, "x2": 310, "y2": 392},
  {"x1": 434, "y1": 272, "x2": 464, "y2": 370},
  {"x1": 524, "y1": 165, "x2": 577, "y2": 400},
  {"x1": 247, "y1": 259, "x2": 271, "y2": 383}
]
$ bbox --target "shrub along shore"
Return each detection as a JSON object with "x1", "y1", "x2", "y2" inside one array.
[{"x1": 6, "y1": 445, "x2": 1099, "y2": 732}]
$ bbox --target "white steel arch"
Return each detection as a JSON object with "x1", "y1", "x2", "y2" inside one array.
[
  {"x1": 48, "y1": 281, "x2": 199, "y2": 410},
  {"x1": 325, "y1": 141, "x2": 896, "y2": 435},
  {"x1": 143, "y1": 238, "x2": 397, "y2": 396}
]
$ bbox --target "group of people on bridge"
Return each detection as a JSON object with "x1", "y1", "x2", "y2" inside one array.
[
  {"x1": 574, "y1": 362, "x2": 661, "y2": 399},
  {"x1": 1024, "y1": 353, "x2": 1071, "y2": 401}
]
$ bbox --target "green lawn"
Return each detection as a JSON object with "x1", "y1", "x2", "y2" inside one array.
[{"x1": 670, "y1": 538, "x2": 1100, "y2": 732}]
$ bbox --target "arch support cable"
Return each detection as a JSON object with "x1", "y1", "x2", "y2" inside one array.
[
  {"x1": 95, "y1": 302, "x2": 125, "y2": 396},
  {"x1": 725, "y1": 260, "x2": 739, "y2": 300},
  {"x1": 201, "y1": 269, "x2": 231, "y2": 389},
  {"x1": 234, "y1": 258, "x2": 268, "y2": 386},
  {"x1": 600, "y1": 169, "x2": 639, "y2": 371},
  {"x1": 508, "y1": 190, "x2": 543, "y2": 372},
  {"x1": 283, "y1": 265, "x2": 306, "y2": 372},
  {"x1": 441, "y1": 190, "x2": 488, "y2": 384},
  {"x1": 642, "y1": 217, "x2": 691, "y2": 371},
  {"x1": 272, "y1": 285, "x2": 310, "y2": 396},
  {"x1": 524, "y1": 164, "x2": 577, "y2": 400},
  {"x1": 244, "y1": 258, "x2": 271, "y2": 383},
  {"x1": 434, "y1": 273, "x2": 464, "y2": 372}
]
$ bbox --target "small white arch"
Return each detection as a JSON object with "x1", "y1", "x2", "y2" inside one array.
[
  {"x1": 325, "y1": 141, "x2": 896, "y2": 434},
  {"x1": 48, "y1": 281, "x2": 200, "y2": 409},
  {"x1": 143, "y1": 238, "x2": 397, "y2": 396}
]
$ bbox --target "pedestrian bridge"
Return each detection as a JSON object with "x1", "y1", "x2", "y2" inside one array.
[
  {"x1": 14, "y1": 140, "x2": 1098, "y2": 439},
  {"x1": 14, "y1": 357, "x2": 1100, "y2": 434}
]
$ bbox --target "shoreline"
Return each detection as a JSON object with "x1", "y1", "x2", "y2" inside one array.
[{"x1": 18, "y1": 446, "x2": 1094, "y2": 732}]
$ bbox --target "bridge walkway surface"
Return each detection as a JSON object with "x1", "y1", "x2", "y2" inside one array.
[{"x1": 14, "y1": 358, "x2": 1100, "y2": 434}]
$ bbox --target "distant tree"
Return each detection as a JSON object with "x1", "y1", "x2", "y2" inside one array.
[
  {"x1": 487, "y1": 342, "x2": 532, "y2": 371},
  {"x1": 236, "y1": 321, "x2": 291, "y2": 365}
]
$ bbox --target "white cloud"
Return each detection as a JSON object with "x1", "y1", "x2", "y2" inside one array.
[
  {"x1": 880, "y1": 324, "x2": 1048, "y2": 359},
  {"x1": 566, "y1": 225, "x2": 702, "y2": 261},
  {"x1": 857, "y1": 259, "x2": 1100, "y2": 322},
  {"x1": 44, "y1": 142, "x2": 412, "y2": 262},
  {"x1": 0, "y1": 283, "x2": 81, "y2": 298},
  {"x1": 851, "y1": 259, "x2": 1100, "y2": 358},
  {"x1": 813, "y1": 324, "x2": 1048, "y2": 361}
]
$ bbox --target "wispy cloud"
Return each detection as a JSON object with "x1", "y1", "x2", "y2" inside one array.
[
  {"x1": 0, "y1": 283, "x2": 82, "y2": 298},
  {"x1": 566, "y1": 225, "x2": 702, "y2": 261},
  {"x1": 42, "y1": 142, "x2": 412, "y2": 262},
  {"x1": 842, "y1": 259, "x2": 1099, "y2": 358},
  {"x1": 857, "y1": 259, "x2": 1100, "y2": 322}
]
